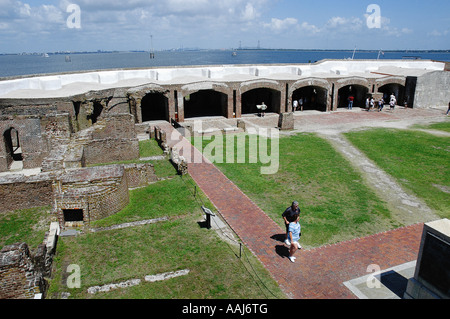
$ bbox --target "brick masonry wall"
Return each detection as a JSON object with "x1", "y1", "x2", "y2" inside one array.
[
  {"x1": 83, "y1": 138, "x2": 140, "y2": 165},
  {"x1": 0, "y1": 116, "x2": 50, "y2": 172},
  {"x1": 124, "y1": 163, "x2": 158, "y2": 188},
  {"x1": 0, "y1": 243, "x2": 44, "y2": 299},
  {"x1": 54, "y1": 165, "x2": 131, "y2": 225},
  {"x1": 0, "y1": 174, "x2": 53, "y2": 213}
]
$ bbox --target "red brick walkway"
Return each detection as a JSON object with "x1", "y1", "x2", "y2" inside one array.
[{"x1": 160, "y1": 112, "x2": 429, "y2": 298}]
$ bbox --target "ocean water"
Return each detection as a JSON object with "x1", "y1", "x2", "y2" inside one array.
[{"x1": 0, "y1": 50, "x2": 449, "y2": 78}]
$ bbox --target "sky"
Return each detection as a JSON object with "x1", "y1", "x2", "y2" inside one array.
[{"x1": 0, "y1": 0, "x2": 449, "y2": 53}]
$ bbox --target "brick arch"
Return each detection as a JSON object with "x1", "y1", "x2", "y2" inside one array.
[
  {"x1": 289, "y1": 78, "x2": 331, "y2": 96},
  {"x1": 3, "y1": 127, "x2": 22, "y2": 169},
  {"x1": 335, "y1": 77, "x2": 371, "y2": 91},
  {"x1": 375, "y1": 76, "x2": 406, "y2": 88},
  {"x1": 239, "y1": 79, "x2": 281, "y2": 95},
  {"x1": 127, "y1": 84, "x2": 170, "y2": 123},
  {"x1": 178, "y1": 82, "x2": 232, "y2": 120},
  {"x1": 180, "y1": 81, "x2": 231, "y2": 97}
]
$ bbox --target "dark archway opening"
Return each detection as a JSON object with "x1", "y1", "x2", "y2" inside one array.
[
  {"x1": 141, "y1": 93, "x2": 169, "y2": 122},
  {"x1": 184, "y1": 90, "x2": 227, "y2": 118},
  {"x1": 338, "y1": 85, "x2": 369, "y2": 108},
  {"x1": 241, "y1": 88, "x2": 280, "y2": 115},
  {"x1": 3, "y1": 128, "x2": 22, "y2": 169},
  {"x1": 63, "y1": 209, "x2": 84, "y2": 222},
  {"x1": 88, "y1": 101, "x2": 104, "y2": 124},
  {"x1": 293, "y1": 86, "x2": 328, "y2": 112},
  {"x1": 378, "y1": 84, "x2": 406, "y2": 107}
]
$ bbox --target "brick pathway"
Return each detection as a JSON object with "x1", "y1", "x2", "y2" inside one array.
[{"x1": 159, "y1": 108, "x2": 442, "y2": 299}]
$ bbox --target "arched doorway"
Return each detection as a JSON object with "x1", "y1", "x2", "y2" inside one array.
[
  {"x1": 241, "y1": 88, "x2": 281, "y2": 115},
  {"x1": 292, "y1": 86, "x2": 328, "y2": 112},
  {"x1": 141, "y1": 92, "x2": 169, "y2": 122},
  {"x1": 338, "y1": 85, "x2": 369, "y2": 108},
  {"x1": 88, "y1": 101, "x2": 104, "y2": 124},
  {"x1": 184, "y1": 90, "x2": 227, "y2": 118},
  {"x1": 378, "y1": 84, "x2": 406, "y2": 106},
  {"x1": 3, "y1": 128, "x2": 23, "y2": 170}
]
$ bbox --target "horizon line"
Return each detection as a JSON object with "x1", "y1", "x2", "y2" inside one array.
[{"x1": 2, "y1": 48, "x2": 450, "y2": 55}]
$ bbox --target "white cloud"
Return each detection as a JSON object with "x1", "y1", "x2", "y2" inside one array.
[
  {"x1": 242, "y1": 3, "x2": 257, "y2": 21},
  {"x1": 264, "y1": 17, "x2": 298, "y2": 32},
  {"x1": 299, "y1": 22, "x2": 320, "y2": 34},
  {"x1": 427, "y1": 29, "x2": 449, "y2": 37},
  {"x1": 325, "y1": 16, "x2": 363, "y2": 32}
]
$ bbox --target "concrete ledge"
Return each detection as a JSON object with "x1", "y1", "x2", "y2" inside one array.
[{"x1": 0, "y1": 60, "x2": 444, "y2": 98}]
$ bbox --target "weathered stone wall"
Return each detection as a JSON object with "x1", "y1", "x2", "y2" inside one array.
[
  {"x1": 0, "y1": 243, "x2": 46, "y2": 299},
  {"x1": 83, "y1": 113, "x2": 139, "y2": 165},
  {"x1": 83, "y1": 138, "x2": 139, "y2": 165},
  {"x1": 124, "y1": 163, "x2": 158, "y2": 188},
  {"x1": 0, "y1": 116, "x2": 50, "y2": 172},
  {"x1": 415, "y1": 71, "x2": 450, "y2": 108},
  {"x1": 0, "y1": 174, "x2": 53, "y2": 213}
]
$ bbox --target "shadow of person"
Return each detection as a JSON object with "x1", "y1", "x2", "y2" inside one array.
[
  {"x1": 271, "y1": 233, "x2": 286, "y2": 243},
  {"x1": 275, "y1": 245, "x2": 290, "y2": 258}
]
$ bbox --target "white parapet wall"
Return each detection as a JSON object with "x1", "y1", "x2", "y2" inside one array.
[{"x1": 0, "y1": 60, "x2": 445, "y2": 98}]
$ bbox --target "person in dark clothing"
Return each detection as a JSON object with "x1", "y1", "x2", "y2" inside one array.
[{"x1": 282, "y1": 201, "x2": 301, "y2": 245}]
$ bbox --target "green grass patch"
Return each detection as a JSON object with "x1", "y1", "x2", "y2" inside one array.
[
  {"x1": 0, "y1": 206, "x2": 52, "y2": 250},
  {"x1": 91, "y1": 176, "x2": 214, "y2": 228},
  {"x1": 411, "y1": 118, "x2": 450, "y2": 132},
  {"x1": 139, "y1": 139, "x2": 164, "y2": 157},
  {"x1": 345, "y1": 128, "x2": 450, "y2": 218},
  {"x1": 48, "y1": 178, "x2": 284, "y2": 299},
  {"x1": 194, "y1": 133, "x2": 395, "y2": 248}
]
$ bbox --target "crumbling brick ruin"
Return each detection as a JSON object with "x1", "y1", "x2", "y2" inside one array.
[{"x1": 0, "y1": 242, "x2": 48, "y2": 299}]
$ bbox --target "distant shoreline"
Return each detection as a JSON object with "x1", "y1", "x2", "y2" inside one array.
[{"x1": 2, "y1": 48, "x2": 449, "y2": 56}]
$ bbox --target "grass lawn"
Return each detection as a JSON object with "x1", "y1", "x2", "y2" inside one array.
[
  {"x1": 47, "y1": 176, "x2": 285, "y2": 299},
  {"x1": 345, "y1": 128, "x2": 450, "y2": 218},
  {"x1": 411, "y1": 118, "x2": 450, "y2": 132},
  {"x1": 0, "y1": 206, "x2": 52, "y2": 250},
  {"x1": 195, "y1": 132, "x2": 397, "y2": 248}
]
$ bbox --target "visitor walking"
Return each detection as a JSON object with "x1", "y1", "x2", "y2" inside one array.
[
  {"x1": 390, "y1": 93, "x2": 396, "y2": 111},
  {"x1": 282, "y1": 201, "x2": 301, "y2": 246},
  {"x1": 299, "y1": 97, "x2": 304, "y2": 111},
  {"x1": 378, "y1": 97, "x2": 385, "y2": 112},
  {"x1": 288, "y1": 213, "x2": 301, "y2": 263},
  {"x1": 446, "y1": 102, "x2": 450, "y2": 115}
]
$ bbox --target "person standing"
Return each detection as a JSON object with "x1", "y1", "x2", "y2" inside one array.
[
  {"x1": 446, "y1": 101, "x2": 450, "y2": 115},
  {"x1": 288, "y1": 213, "x2": 301, "y2": 263},
  {"x1": 390, "y1": 93, "x2": 396, "y2": 111},
  {"x1": 348, "y1": 95, "x2": 354, "y2": 110},
  {"x1": 368, "y1": 96, "x2": 374, "y2": 112},
  {"x1": 293, "y1": 99, "x2": 298, "y2": 112},
  {"x1": 282, "y1": 201, "x2": 301, "y2": 246}
]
